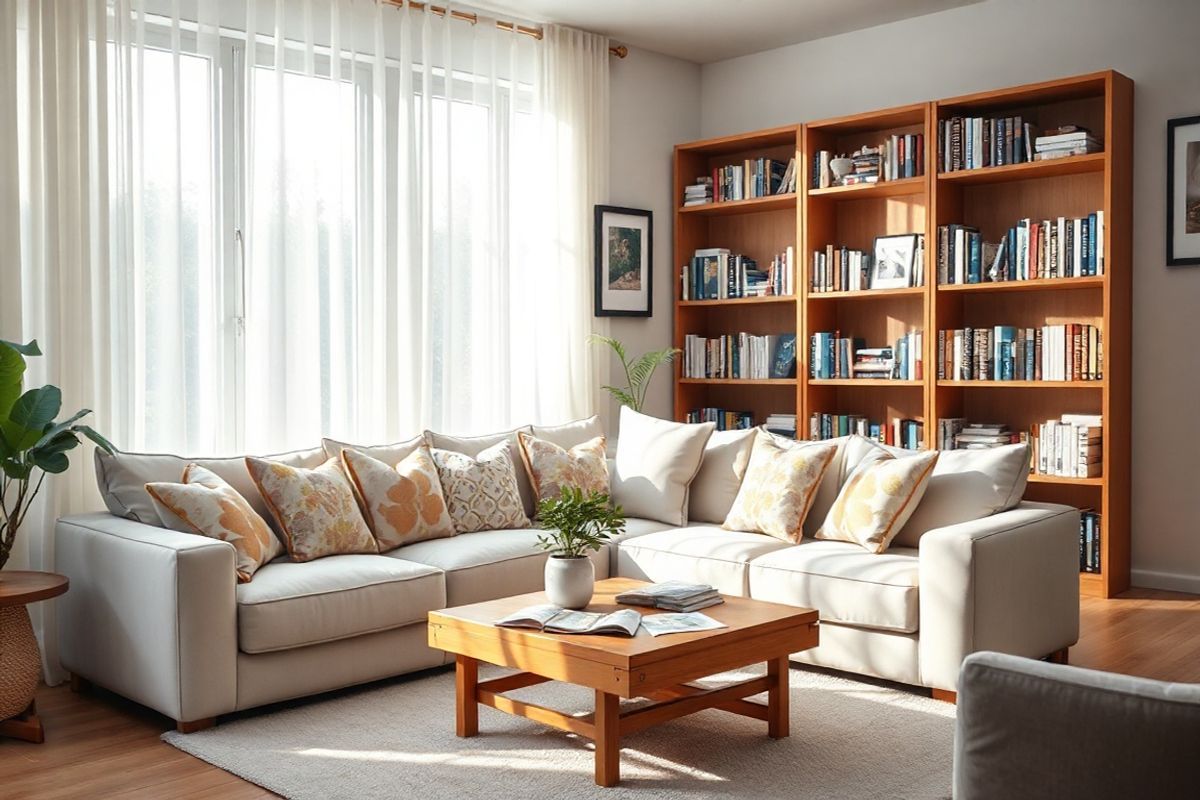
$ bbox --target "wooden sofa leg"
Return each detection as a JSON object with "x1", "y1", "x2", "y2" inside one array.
[
  {"x1": 1046, "y1": 648, "x2": 1069, "y2": 665},
  {"x1": 69, "y1": 673, "x2": 90, "y2": 693},
  {"x1": 931, "y1": 688, "x2": 957, "y2": 704},
  {"x1": 176, "y1": 717, "x2": 216, "y2": 734}
]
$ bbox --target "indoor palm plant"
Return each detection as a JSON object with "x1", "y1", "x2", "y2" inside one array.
[
  {"x1": 589, "y1": 335, "x2": 679, "y2": 412},
  {"x1": 535, "y1": 486, "x2": 626, "y2": 609}
]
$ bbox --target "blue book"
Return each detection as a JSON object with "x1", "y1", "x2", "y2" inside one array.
[
  {"x1": 968, "y1": 232, "x2": 982, "y2": 284},
  {"x1": 1087, "y1": 213, "x2": 1097, "y2": 275},
  {"x1": 993, "y1": 326, "x2": 1016, "y2": 380}
]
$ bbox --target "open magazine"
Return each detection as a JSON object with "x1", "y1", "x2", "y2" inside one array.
[
  {"x1": 639, "y1": 612, "x2": 727, "y2": 637},
  {"x1": 495, "y1": 604, "x2": 642, "y2": 636}
]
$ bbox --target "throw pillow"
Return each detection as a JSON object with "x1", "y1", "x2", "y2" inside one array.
[
  {"x1": 146, "y1": 464, "x2": 282, "y2": 582},
  {"x1": 611, "y1": 407, "x2": 715, "y2": 526},
  {"x1": 430, "y1": 442, "x2": 531, "y2": 533},
  {"x1": 516, "y1": 431, "x2": 609, "y2": 506},
  {"x1": 816, "y1": 449, "x2": 939, "y2": 553},
  {"x1": 530, "y1": 415, "x2": 606, "y2": 450},
  {"x1": 340, "y1": 446, "x2": 455, "y2": 551},
  {"x1": 722, "y1": 432, "x2": 837, "y2": 542},
  {"x1": 424, "y1": 426, "x2": 536, "y2": 518},
  {"x1": 688, "y1": 428, "x2": 758, "y2": 524},
  {"x1": 245, "y1": 457, "x2": 378, "y2": 562},
  {"x1": 321, "y1": 434, "x2": 424, "y2": 465}
]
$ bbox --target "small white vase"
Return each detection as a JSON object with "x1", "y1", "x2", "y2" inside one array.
[{"x1": 544, "y1": 556, "x2": 595, "y2": 609}]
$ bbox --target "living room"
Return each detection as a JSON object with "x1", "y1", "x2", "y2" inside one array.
[{"x1": 2, "y1": 0, "x2": 1198, "y2": 797}]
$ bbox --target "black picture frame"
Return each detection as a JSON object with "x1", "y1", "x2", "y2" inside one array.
[
  {"x1": 594, "y1": 205, "x2": 653, "y2": 317},
  {"x1": 1167, "y1": 114, "x2": 1200, "y2": 266},
  {"x1": 871, "y1": 233, "x2": 918, "y2": 289}
]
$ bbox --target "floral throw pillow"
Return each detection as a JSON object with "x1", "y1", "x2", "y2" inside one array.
[
  {"x1": 340, "y1": 445, "x2": 455, "y2": 552},
  {"x1": 430, "y1": 442, "x2": 531, "y2": 534},
  {"x1": 816, "y1": 450, "x2": 939, "y2": 553},
  {"x1": 245, "y1": 457, "x2": 377, "y2": 562},
  {"x1": 146, "y1": 464, "x2": 283, "y2": 582},
  {"x1": 722, "y1": 432, "x2": 837, "y2": 543},
  {"x1": 517, "y1": 431, "x2": 609, "y2": 506}
]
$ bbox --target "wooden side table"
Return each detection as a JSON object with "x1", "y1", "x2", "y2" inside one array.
[{"x1": 0, "y1": 571, "x2": 69, "y2": 743}]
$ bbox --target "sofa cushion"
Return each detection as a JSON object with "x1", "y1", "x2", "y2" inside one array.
[
  {"x1": 94, "y1": 445, "x2": 325, "y2": 530},
  {"x1": 609, "y1": 517, "x2": 674, "y2": 546},
  {"x1": 341, "y1": 446, "x2": 454, "y2": 551},
  {"x1": 425, "y1": 426, "x2": 536, "y2": 517},
  {"x1": 815, "y1": 449, "x2": 939, "y2": 553},
  {"x1": 516, "y1": 431, "x2": 609, "y2": 506},
  {"x1": 322, "y1": 434, "x2": 424, "y2": 465},
  {"x1": 748, "y1": 540, "x2": 920, "y2": 633},
  {"x1": 430, "y1": 443, "x2": 530, "y2": 534},
  {"x1": 236, "y1": 555, "x2": 445, "y2": 654},
  {"x1": 531, "y1": 415, "x2": 605, "y2": 449},
  {"x1": 389, "y1": 528, "x2": 609, "y2": 607},
  {"x1": 611, "y1": 407, "x2": 714, "y2": 526},
  {"x1": 688, "y1": 428, "x2": 756, "y2": 524},
  {"x1": 615, "y1": 525, "x2": 792, "y2": 596},
  {"x1": 723, "y1": 432, "x2": 836, "y2": 543}
]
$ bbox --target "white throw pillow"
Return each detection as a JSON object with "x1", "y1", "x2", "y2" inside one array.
[
  {"x1": 322, "y1": 434, "x2": 424, "y2": 465},
  {"x1": 530, "y1": 415, "x2": 606, "y2": 450},
  {"x1": 688, "y1": 428, "x2": 758, "y2": 524},
  {"x1": 611, "y1": 407, "x2": 714, "y2": 526}
]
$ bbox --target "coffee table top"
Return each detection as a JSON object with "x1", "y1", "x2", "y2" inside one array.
[
  {"x1": 0, "y1": 571, "x2": 69, "y2": 608},
  {"x1": 428, "y1": 577, "x2": 818, "y2": 672}
]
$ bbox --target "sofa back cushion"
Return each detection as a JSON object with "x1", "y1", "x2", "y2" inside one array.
[
  {"x1": 611, "y1": 407, "x2": 713, "y2": 526},
  {"x1": 688, "y1": 428, "x2": 757, "y2": 524},
  {"x1": 530, "y1": 415, "x2": 605, "y2": 450},
  {"x1": 94, "y1": 445, "x2": 325, "y2": 529},
  {"x1": 424, "y1": 425, "x2": 535, "y2": 517},
  {"x1": 430, "y1": 442, "x2": 531, "y2": 534},
  {"x1": 321, "y1": 434, "x2": 424, "y2": 465}
]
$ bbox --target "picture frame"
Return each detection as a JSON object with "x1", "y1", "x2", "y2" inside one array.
[
  {"x1": 871, "y1": 234, "x2": 918, "y2": 290},
  {"x1": 594, "y1": 205, "x2": 652, "y2": 317},
  {"x1": 1167, "y1": 114, "x2": 1200, "y2": 266}
]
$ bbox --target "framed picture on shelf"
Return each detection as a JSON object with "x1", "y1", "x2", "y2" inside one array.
[
  {"x1": 1167, "y1": 114, "x2": 1200, "y2": 266},
  {"x1": 594, "y1": 205, "x2": 652, "y2": 316},
  {"x1": 871, "y1": 234, "x2": 918, "y2": 289}
]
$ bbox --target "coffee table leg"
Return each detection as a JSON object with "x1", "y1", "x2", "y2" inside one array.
[
  {"x1": 594, "y1": 690, "x2": 620, "y2": 787},
  {"x1": 768, "y1": 656, "x2": 789, "y2": 739},
  {"x1": 456, "y1": 655, "x2": 478, "y2": 737}
]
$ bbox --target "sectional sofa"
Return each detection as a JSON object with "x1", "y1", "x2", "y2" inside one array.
[{"x1": 55, "y1": 417, "x2": 1081, "y2": 730}]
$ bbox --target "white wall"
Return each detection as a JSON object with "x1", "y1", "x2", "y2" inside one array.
[
  {"x1": 698, "y1": 0, "x2": 1200, "y2": 592},
  {"x1": 600, "y1": 46, "x2": 701, "y2": 433}
]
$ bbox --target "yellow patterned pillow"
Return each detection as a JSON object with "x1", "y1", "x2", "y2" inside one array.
[
  {"x1": 816, "y1": 450, "x2": 939, "y2": 553},
  {"x1": 245, "y1": 457, "x2": 378, "y2": 562},
  {"x1": 146, "y1": 464, "x2": 283, "y2": 582},
  {"x1": 722, "y1": 432, "x2": 837, "y2": 542},
  {"x1": 430, "y1": 442, "x2": 530, "y2": 534},
  {"x1": 340, "y1": 446, "x2": 454, "y2": 552},
  {"x1": 517, "y1": 431, "x2": 609, "y2": 506}
]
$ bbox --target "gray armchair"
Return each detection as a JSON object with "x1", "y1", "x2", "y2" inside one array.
[{"x1": 954, "y1": 651, "x2": 1200, "y2": 799}]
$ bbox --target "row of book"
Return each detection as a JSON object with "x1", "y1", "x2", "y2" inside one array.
[
  {"x1": 938, "y1": 115, "x2": 1035, "y2": 171},
  {"x1": 937, "y1": 212, "x2": 1104, "y2": 285},
  {"x1": 686, "y1": 408, "x2": 754, "y2": 430},
  {"x1": 696, "y1": 157, "x2": 797, "y2": 204},
  {"x1": 1080, "y1": 510, "x2": 1102, "y2": 573},
  {"x1": 937, "y1": 325, "x2": 1102, "y2": 382},
  {"x1": 1035, "y1": 127, "x2": 1102, "y2": 161},
  {"x1": 683, "y1": 333, "x2": 798, "y2": 380},
  {"x1": 935, "y1": 419, "x2": 1025, "y2": 451},
  {"x1": 811, "y1": 135, "x2": 925, "y2": 189},
  {"x1": 811, "y1": 246, "x2": 871, "y2": 293},
  {"x1": 680, "y1": 247, "x2": 794, "y2": 300},
  {"x1": 810, "y1": 332, "x2": 924, "y2": 381},
  {"x1": 809, "y1": 414, "x2": 924, "y2": 450},
  {"x1": 1035, "y1": 414, "x2": 1102, "y2": 478}
]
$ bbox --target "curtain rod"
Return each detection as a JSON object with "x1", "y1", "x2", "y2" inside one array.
[{"x1": 385, "y1": 1, "x2": 628, "y2": 58}]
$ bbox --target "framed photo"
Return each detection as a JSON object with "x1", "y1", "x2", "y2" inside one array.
[
  {"x1": 871, "y1": 234, "x2": 918, "y2": 290},
  {"x1": 1167, "y1": 115, "x2": 1200, "y2": 266},
  {"x1": 594, "y1": 205, "x2": 652, "y2": 317}
]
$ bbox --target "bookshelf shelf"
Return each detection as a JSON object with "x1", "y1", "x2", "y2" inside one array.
[
  {"x1": 809, "y1": 286, "x2": 925, "y2": 301},
  {"x1": 678, "y1": 193, "x2": 797, "y2": 216},
  {"x1": 677, "y1": 295, "x2": 796, "y2": 308},
  {"x1": 810, "y1": 379, "x2": 923, "y2": 388},
  {"x1": 936, "y1": 380, "x2": 1104, "y2": 389},
  {"x1": 937, "y1": 276, "x2": 1104, "y2": 293},
  {"x1": 678, "y1": 378, "x2": 797, "y2": 386},
  {"x1": 936, "y1": 152, "x2": 1106, "y2": 185},
  {"x1": 1027, "y1": 474, "x2": 1104, "y2": 486},
  {"x1": 807, "y1": 176, "x2": 924, "y2": 199}
]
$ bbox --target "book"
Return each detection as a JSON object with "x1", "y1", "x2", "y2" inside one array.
[
  {"x1": 639, "y1": 612, "x2": 727, "y2": 637},
  {"x1": 687, "y1": 408, "x2": 754, "y2": 430},
  {"x1": 938, "y1": 324, "x2": 1101, "y2": 382},
  {"x1": 810, "y1": 412, "x2": 923, "y2": 449},
  {"x1": 615, "y1": 581, "x2": 722, "y2": 612},
  {"x1": 495, "y1": 604, "x2": 642, "y2": 636},
  {"x1": 939, "y1": 114, "x2": 1037, "y2": 171}
]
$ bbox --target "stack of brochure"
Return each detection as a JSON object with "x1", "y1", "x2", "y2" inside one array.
[{"x1": 614, "y1": 581, "x2": 723, "y2": 613}]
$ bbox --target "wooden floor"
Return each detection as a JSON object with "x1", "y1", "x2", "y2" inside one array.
[{"x1": 4, "y1": 588, "x2": 1199, "y2": 798}]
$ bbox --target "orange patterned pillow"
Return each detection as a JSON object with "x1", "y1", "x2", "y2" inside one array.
[
  {"x1": 340, "y1": 446, "x2": 454, "y2": 551},
  {"x1": 245, "y1": 457, "x2": 377, "y2": 562},
  {"x1": 517, "y1": 431, "x2": 609, "y2": 506},
  {"x1": 146, "y1": 464, "x2": 282, "y2": 582}
]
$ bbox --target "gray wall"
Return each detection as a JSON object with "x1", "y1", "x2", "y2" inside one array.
[{"x1": 697, "y1": 0, "x2": 1200, "y2": 591}]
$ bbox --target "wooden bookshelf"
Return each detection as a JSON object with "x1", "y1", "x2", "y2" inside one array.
[{"x1": 672, "y1": 71, "x2": 1131, "y2": 598}]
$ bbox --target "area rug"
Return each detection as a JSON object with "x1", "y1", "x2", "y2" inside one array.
[{"x1": 163, "y1": 664, "x2": 955, "y2": 799}]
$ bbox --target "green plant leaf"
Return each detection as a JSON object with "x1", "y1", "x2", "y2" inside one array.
[
  {"x1": 31, "y1": 408, "x2": 91, "y2": 450},
  {"x1": 0, "y1": 339, "x2": 42, "y2": 356},
  {"x1": 29, "y1": 432, "x2": 80, "y2": 459},
  {"x1": 31, "y1": 450, "x2": 70, "y2": 474},
  {"x1": 600, "y1": 385, "x2": 638, "y2": 411},
  {"x1": 587, "y1": 334, "x2": 626, "y2": 364},
  {"x1": 74, "y1": 424, "x2": 116, "y2": 454},
  {"x1": 3, "y1": 385, "x2": 62, "y2": 450}
]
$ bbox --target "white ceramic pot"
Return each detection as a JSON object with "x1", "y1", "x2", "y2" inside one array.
[{"x1": 544, "y1": 556, "x2": 595, "y2": 609}]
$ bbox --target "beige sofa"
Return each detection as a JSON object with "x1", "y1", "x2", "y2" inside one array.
[{"x1": 55, "y1": 426, "x2": 1080, "y2": 730}]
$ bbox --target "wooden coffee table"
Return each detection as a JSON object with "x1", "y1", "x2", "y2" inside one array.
[{"x1": 427, "y1": 577, "x2": 819, "y2": 787}]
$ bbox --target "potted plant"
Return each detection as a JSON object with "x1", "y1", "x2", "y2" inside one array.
[
  {"x1": 535, "y1": 486, "x2": 626, "y2": 609},
  {"x1": 588, "y1": 335, "x2": 678, "y2": 412}
]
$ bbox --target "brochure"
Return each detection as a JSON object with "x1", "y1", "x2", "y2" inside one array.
[
  {"x1": 638, "y1": 612, "x2": 728, "y2": 637},
  {"x1": 495, "y1": 604, "x2": 642, "y2": 636}
]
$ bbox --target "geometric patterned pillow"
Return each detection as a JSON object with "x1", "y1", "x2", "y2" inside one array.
[
  {"x1": 516, "y1": 431, "x2": 609, "y2": 507},
  {"x1": 245, "y1": 457, "x2": 378, "y2": 562},
  {"x1": 722, "y1": 431, "x2": 837, "y2": 543},
  {"x1": 340, "y1": 445, "x2": 455, "y2": 552},
  {"x1": 815, "y1": 449, "x2": 939, "y2": 553},
  {"x1": 430, "y1": 442, "x2": 530, "y2": 534},
  {"x1": 145, "y1": 464, "x2": 283, "y2": 582}
]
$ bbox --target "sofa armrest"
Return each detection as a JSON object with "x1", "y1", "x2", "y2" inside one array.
[
  {"x1": 955, "y1": 651, "x2": 1200, "y2": 800},
  {"x1": 56, "y1": 513, "x2": 238, "y2": 723},
  {"x1": 918, "y1": 501, "x2": 1079, "y2": 691}
]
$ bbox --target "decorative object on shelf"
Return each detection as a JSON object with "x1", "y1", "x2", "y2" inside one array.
[
  {"x1": 534, "y1": 487, "x2": 625, "y2": 609},
  {"x1": 588, "y1": 334, "x2": 678, "y2": 412},
  {"x1": 1166, "y1": 114, "x2": 1200, "y2": 266},
  {"x1": 594, "y1": 205, "x2": 653, "y2": 316},
  {"x1": 0, "y1": 570, "x2": 69, "y2": 743},
  {"x1": 829, "y1": 156, "x2": 853, "y2": 184},
  {"x1": 0, "y1": 339, "x2": 114, "y2": 572},
  {"x1": 871, "y1": 234, "x2": 919, "y2": 290}
]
